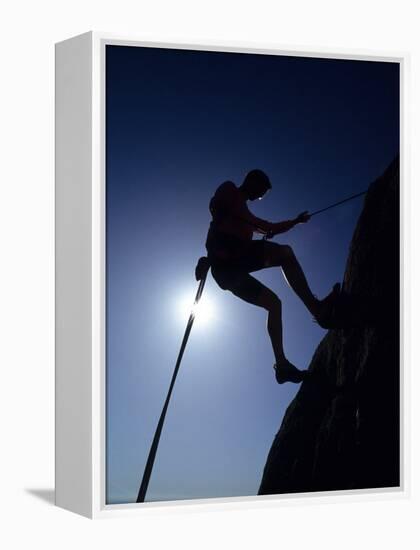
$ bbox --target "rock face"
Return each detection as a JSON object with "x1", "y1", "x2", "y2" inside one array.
[{"x1": 259, "y1": 157, "x2": 400, "y2": 495}]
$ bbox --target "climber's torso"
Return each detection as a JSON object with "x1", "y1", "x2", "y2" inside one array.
[{"x1": 205, "y1": 181, "x2": 255, "y2": 262}]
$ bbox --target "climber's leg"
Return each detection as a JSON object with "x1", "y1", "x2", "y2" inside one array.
[
  {"x1": 260, "y1": 242, "x2": 320, "y2": 315},
  {"x1": 228, "y1": 274, "x2": 286, "y2": 364},
  {"x1": 227, "y1": 273, "x2": 306, "y2": 383}
]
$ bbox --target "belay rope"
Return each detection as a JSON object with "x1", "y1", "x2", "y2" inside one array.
[
  {"x1": 262, "y1": 188, "x2": 369, "y2": 240},
  {"x1": 308, "y1": 189, "x2": 368, "y2": 217},
  {"x1": 136, "y1": 187, "x2": 368, "y2": 502},
  {"x1": 136, "y1": 262, "x2": 210, "y2": 503}
]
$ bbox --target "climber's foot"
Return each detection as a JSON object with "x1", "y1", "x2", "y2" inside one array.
[
  {"x1": 313, "y1": 283, "x2": 341, "y2": 329},
  {"x1": 273, "y1": 360, "x2": 307, "y2": 384}
]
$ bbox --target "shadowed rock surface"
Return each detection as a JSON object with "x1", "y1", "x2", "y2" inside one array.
[{"x1": 259, "y1": 157, "x2": 400, "y2": 495}]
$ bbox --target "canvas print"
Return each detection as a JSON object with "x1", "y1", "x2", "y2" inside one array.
[{"x1": 105, "y1": 44, "x2": 400, "y2": 504}]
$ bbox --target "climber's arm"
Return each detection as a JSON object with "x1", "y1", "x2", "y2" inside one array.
[
  {"x1": 271, "y1": 212, "x2": 311, "y2": 234},
  {"x1": 238, "y1": 206, "x2": 274, "y2": 235},
  {"x1": 241, "y1": 208, "x2": 311, "y2": 236}
]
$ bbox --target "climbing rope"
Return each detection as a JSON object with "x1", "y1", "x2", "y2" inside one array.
[
  {"x1": 136, "y1": 262, "x2": 210, "y2": 503},
  {"x1": 262, "y1": 188, "x2": 368, "y2": 240},
  {"x1": 309, "y1": 189, "x2": 368, "y2": 217}
]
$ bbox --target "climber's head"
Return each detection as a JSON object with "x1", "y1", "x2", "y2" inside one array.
[{"x1": 241, "y1": 169, "x2": 272, "y2": 201}]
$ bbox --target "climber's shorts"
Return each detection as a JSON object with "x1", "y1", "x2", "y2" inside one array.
[{"x1": 210, "y1": 239, "x2": 273, "y2": 304}]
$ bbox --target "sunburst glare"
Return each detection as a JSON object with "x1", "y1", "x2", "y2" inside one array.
[{"x1": 177, "y1": 293, "x2": 215, "y2": 326}]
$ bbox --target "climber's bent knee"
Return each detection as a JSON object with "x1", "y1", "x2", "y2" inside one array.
[
  {"x1": 263, "y1": 242, "x2": 295, "y2": 267},
  {"x1": 256, "y1": 287, "x2": 282, "y2": 313}
]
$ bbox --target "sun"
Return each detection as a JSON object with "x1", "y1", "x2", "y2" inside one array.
[{"x1": 178, "y1": 293, "x2": 215, "y2": 326}]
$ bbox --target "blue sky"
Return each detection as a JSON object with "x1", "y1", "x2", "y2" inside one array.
[{"x1": 105, "y1": 45, "x2": 399, "y2": 503}]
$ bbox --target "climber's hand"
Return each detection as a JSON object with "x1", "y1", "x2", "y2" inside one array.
[
  {"x1": 264, "y1": 230, "x2": 275, "y2": 240},
  {"x1": 295, "y1": 211, "x2": 311, "y2": 224}
]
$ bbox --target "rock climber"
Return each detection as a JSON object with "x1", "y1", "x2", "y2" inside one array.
[{"x1": 204, "y1": 169, "x2": 339, "y2": 384}]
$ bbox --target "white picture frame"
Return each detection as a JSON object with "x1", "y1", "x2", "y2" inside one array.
[{"x1": 55, "y1": 31, "x2": 408, "y2": 519}]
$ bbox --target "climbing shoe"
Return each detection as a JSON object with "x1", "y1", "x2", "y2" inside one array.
[
  {"x1": 273, "y1": 361, "x2": 307, "y2": 384},
  {"x1": 313, "y1": 282, "x2": 341, "y2": 329}
]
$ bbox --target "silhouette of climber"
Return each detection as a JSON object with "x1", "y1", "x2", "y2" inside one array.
[{"x1": 205, "y1": 169, "x2": 339, "y2": 384}]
